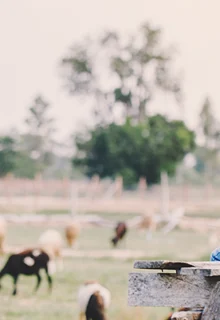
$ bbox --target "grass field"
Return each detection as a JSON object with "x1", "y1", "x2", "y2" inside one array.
[{"x1": 0, "y1": 213, "x2": 214, "y2": 320}]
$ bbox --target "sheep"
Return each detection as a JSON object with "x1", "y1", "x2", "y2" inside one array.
[
  {"x1": 78, "y1": 281, "x2": 111, "y2": 320},
  {"x1": 0, "y1": 248, "x2": 53, "y2": 295},
  {"x1": 38, "y1": 229, "x2": 63, "y2": 271},
  {"x1": 0, "y1": 218, "x2": 7, "y2": 254},
  {"x1": 65, "y1": 221, "x2": 81, "y2": 248},
  {"x1": 111, "y1": 221, "x2": 127, "y2": 248}
]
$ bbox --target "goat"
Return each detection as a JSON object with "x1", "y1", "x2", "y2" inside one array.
[
  {"x1": 38, "y1": 229, "x2": 63, "y2": 271},
  {"x1": 0, "y1": 248, "x2": 53, "y2": 295},
  {"x1": 65, "y1": 221, "x2": 81, "y2": 248},
  {"x1": 111, "y1": 221, "x2": 127, "y2": 247},
  {"x1": 138, "y1": 214, "x2": 157, "y2": 240},
  {"x1": 78, "y1": 281, "x2": 111, "y2": 320}
]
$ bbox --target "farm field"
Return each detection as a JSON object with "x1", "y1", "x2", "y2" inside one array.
[{"x1": 0, "y1": 212, "x2": 216, "y2": 320}]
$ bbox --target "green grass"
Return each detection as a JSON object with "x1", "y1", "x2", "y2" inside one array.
[
  {"x1": 0, "y1": 257, "x2": 170, "y2": 320},
  {"x1": 0, "y1": 215, "x2": 215, "y2": 319},
  {"x1": 6, "y1": 223, "x2": 212, "y2": 260},
  {"x1": 36, "y1": 209, "x2": 70, "y2": 215},
  {"x1": 36, "y1": 210, "x2": 139, "y2": 221},
  {"x1": 84, "y1": 211, "x2": 139, "y2": 220},
  {"x1": 186, "y1": 210, "x2": 220, "y2": 219}
]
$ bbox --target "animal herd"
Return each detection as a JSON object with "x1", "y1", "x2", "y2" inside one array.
[
  {"x1": 0, "y1": 218, "x2": 129, "y2": 320},
  {"x1": 0, "y1": 216, "x2": 175, "y2": 319}
]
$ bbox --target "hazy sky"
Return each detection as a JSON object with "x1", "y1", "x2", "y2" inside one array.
[{"x1": 1, "y1": 0, "x2": 219, "y2": 138}]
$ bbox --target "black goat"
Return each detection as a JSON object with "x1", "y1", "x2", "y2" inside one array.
[
  {"x1": 0, "y1": 248, "x2": 53, "y2": 295},
  {"x1": 111, "y1": 221, "x2": 127, "y2": 247}
]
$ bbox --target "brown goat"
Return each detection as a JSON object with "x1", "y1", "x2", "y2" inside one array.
[
  {"x1": 111, "y1": 221, "x2": 127, "y2": 247},
  {"x1": 65, "y1": 221, "x2": 81, "y2": 248}
]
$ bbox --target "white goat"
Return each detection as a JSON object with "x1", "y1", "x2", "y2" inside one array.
[{"x1": 38, "y1": 229, "x2": 63, "y2": 271}]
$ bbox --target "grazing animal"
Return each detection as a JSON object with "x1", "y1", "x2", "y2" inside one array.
[
  {"x1": 138, "y1": 214, "x2": 157, "y2": 240},
  {"x1": 138, "y1": 214, "x2": 156, "y2": 231},
  {"x1": 78, "y1": 281, "x2": 111, "y2": 320},
  {"x1": 111, "y1": 221, "x2": 127, "y2": 247},
  {"x1": 0, "y1": 248, "x2": 53, "y2": 295},
  {"x1": 0, "y1": 218, "x2": 7, "y2": 254},
  {"x1": 65, "y1": 221, "x2": 81, "y2": 248},
  {"x1": 38, "y1": 229, "x2": 63, "y2": 271}
]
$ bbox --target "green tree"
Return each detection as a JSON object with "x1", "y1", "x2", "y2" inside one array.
[
  {"x1": 73, "y1": 115, "x2": 195, "y2": 185},
  {"x1": 0, "y1": 136, "x2": 16, "y2": 177},
  {"x1": 13, "y1": 151, "x2": 38, "y2": 179},
  {"x1": 24, "y1": 94, "x2": 56, "y2": 173},
  {"x1": 60, "y1": 23, "x2": 182, "y2": 124}
]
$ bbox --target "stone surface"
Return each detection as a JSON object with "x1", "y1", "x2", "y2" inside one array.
[
  {"x1": 128, "y1": 272, "x2": 217, "y2": 308},
  {"x1": 201, "y1": 281, "x2": 220, "y2": 320}
]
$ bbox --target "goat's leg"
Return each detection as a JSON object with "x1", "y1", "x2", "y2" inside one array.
[
  {"x1": 34, "y1": 272, "x2": 42, "y2": 292},
  {"x1": 0, "y1": 269, "x2": 6, "y2": 290},
  {"x1": 12, "y1": 275, "x2": 19, "y2": 296},
  {"x1": 45, "y1": 265, "x2": 52, "y2": 292},
  {"x1": 0, "y1": 263, "x2": 9, "y2": 290},
  {"x1": 85, "y1": 313, "x2": 90, "y2": 320}
]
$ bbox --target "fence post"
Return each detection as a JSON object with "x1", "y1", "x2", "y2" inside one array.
[
  {"x1": 161, "y1": 171, "x2": 170, "y2": 216},
  {"x1": 33, "y1": 173, "x2": 42, "y2": 214},
  {"x1": 138, "y1": 177, "x2": 147, "y2": 197},
  {"x1": 70, "y1": 180, "x2": 80, "y2": 216},
  {"x1": 115, "y1": 176, "x2": 123, "y2": 197},
  {"x1": 90, "y1": 175, "x2": 100, "y2": 199}
]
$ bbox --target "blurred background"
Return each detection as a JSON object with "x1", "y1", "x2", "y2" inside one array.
[{"x1": 0, "y1": 1, "x2": 220, "y2": 319}]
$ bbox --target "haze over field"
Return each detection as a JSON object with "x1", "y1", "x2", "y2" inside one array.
[{"x1": 1, "y1": 0, "x2": 220, "y2": 137}]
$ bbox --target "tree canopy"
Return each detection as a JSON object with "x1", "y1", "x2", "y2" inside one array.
[
  {"x1": 73, "y1": 114, "x2": 195, "y2": 185},
  {"x1": 60, "y1": 22, "x2": 182, "y2": 124},
  {"x1": 24, "y1": 94, "x2": 56, "y2": 173}
]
